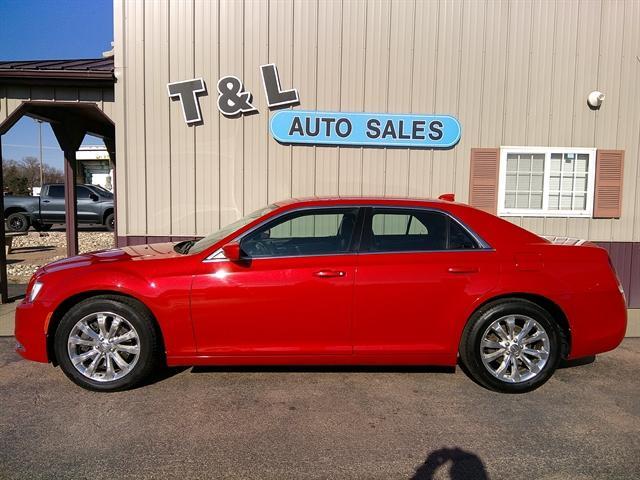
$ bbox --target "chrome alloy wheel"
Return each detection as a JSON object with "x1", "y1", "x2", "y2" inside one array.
[
  {"x1": 480, "y1": 315, "x2": 550, "y2": 383},
  {"x1": 67, "y1": 312, "x2": 140, "y2": 382}
]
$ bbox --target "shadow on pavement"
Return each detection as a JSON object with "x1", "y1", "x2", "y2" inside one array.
[
  {"x1": 190, "y1": 364, "x2": 457, "y2": 374},
  {"x1": 411, "y1": 447, "x2": 488, "y2": 480}
]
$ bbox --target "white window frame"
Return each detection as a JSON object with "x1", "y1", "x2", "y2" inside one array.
[{"x1": 498, "y1": 146, "x2": 597, "y2": 218}]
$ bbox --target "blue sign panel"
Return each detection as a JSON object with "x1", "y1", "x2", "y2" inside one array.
[{"x1": 270, "y1": 110, "x2": 461, "y2": 148}]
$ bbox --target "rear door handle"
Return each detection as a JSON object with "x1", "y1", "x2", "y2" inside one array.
[
  {"x1": 448, "y1": 266, "x2": 479, "y2": 274},
  {"x1": 314, "y1": 270, "x2": 346, "y2": 278}
]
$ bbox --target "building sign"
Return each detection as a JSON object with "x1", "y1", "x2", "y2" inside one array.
[
  {"x1": 270, "y1": 111, "x2": 461, "y2": 148},
  {"x1": 168, "y1": 64, "x2": 460, "y2": 149}
]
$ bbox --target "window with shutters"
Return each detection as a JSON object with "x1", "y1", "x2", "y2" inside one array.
[{"x1": 498, "y1": 147, "x2": 596, "y2": 217}]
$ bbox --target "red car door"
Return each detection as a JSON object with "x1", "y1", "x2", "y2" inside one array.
[
  {"x1": 352, "y1": 207, "x2": 499, "y2": 360},
  {"x1": 190, "y1": 207, "x2": 362, "y2": 356}
]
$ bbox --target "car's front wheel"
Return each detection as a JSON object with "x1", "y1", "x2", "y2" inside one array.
[
  {"x1": 54, "y1": 296, "x2": 161, "y2": 391},
  {"x1": 459, "y1": 299, "x2": 562, "y2": 393}
]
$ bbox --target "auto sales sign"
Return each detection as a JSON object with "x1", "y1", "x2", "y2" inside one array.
[{"x1": 168, "y1": 64, "x2": 461, "y2": 149}]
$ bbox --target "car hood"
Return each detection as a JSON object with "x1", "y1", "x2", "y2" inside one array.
[{"x1": 41, "y1": 242, "x2": 184, "y2": 274}]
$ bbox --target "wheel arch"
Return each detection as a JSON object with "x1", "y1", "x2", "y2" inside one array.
[
  {"x1": 462, "y1": 293, "x2": 571, "y2": 358},
  {"x1": 102, "y1": 207, "x2": 114, "y2": 224},
  {"x1": 46, "y1": 290, "x2": 166, "y2": 366},
  {"x1": 5, "y1": 206, "x2": 29, "y2": 217}
]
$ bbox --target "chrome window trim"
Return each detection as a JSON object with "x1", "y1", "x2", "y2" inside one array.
[
  {"x1": 366, "y1": 205, "x2": 492, "y2": 251},
  {"x1": 203, "y1": 204, "x2": 492, "y2": 262},
  {"x1": 204, "y1": 205, "x2": 363, "y2": 262}
]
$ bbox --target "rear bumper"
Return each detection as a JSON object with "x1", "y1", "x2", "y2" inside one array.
[
  {"x1": 14, "y1": 300, "x2": 51, "y2": 363},
  {"x1": 566, "y1": 289, "x2": 627, "y2": 360}
]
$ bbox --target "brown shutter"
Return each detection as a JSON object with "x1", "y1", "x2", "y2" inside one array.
[
  {"x1": 469, "y1": 148, "x2": 500, "y2": 215},
  {"x1": 593, "y1": 150, "x2": 624, "y2": 218}
]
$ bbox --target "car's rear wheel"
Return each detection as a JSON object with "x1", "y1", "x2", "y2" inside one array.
[
  {"x1": 54, "y1": 296, "x2": 161, "y2": 391},
  {"x1": 6, "y1": 212, "x2": 30, "y2": 232},
  {"x1": 459, "y1": 299, "x2": 562, "y2": 393}
]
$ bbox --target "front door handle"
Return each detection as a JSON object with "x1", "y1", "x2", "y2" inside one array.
[
  {"x1": 448, "y1": 266, "x2": 479, "y2": 274},
  {"x1": 42, "y1": 200, "x2": 50, "y2": 203},
  {"x1": 314, "y1": 270, "x2": 346, "y2": 278}
]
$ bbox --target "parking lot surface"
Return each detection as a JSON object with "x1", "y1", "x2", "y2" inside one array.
[{"x1": 1, "y1": 337, "x2": 639, "y2": 479}]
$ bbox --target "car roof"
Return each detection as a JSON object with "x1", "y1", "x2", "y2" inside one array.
[
  {"x1": 274, "y1": 196, "x2": 455, "y2": 208},
  {"x1": 272, "y1": 196, "x2": 547, "y2": 251}
]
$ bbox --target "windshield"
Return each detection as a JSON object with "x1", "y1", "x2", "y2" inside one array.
[
  {"x1": 88, "y1": 185, "x2": 114, "y2": 198},
  {"x1": 185, "y1": 204, "x2": 278, "y2": 254}
]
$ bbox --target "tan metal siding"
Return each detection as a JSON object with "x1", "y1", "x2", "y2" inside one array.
[
  {"x1": 338, "y1": 0, "x2": 366, "y2": 196},
  {"x1": 314, "y1": 0, "x2": 341, "y2": 197},
  {"x1": 242, "y1": 0, "x2": 269, "y2": 215},
  {"x1": 361, "y1": 0, "x2": 391, "y2": 197},
  {"x1": 407, "y1": 0, "x2": 440, "y2": 199},
  {"x1": 291, "y1": 0, "x2": 318, "y2": 199},
  {"x1": 113, "y1": 0, "x2": 640, "y2": 242},
  {"x1": 145, "y1": 0, "x2": 172, "y2": 236}
]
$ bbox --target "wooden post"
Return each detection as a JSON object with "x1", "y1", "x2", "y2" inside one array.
[
  {"x1": 103, "y1": 136, "x2": 117, "y2": 242},
  {"x1": 63, "y1": 149, "x2": 79, "y2": 257},
  {"x1": 0, "y1": 136, "x2": 9, "y2": 303},
  {"x1": 51, "y1": 121, "x2": 85, "y2": 258}
]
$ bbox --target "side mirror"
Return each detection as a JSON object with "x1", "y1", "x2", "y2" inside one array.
[{"x1": 222, "y1": 242, "x2": 242, "y2": 261}]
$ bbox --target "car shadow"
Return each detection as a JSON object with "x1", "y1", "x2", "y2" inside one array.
[
  {"x1": 134, "y1": 364, "x2": 456, "y2": 390},
  {"x1": 411, "y1": 447, "x2": 488, "y2": 480},
  {"x1": 189, "y1": 364, "x2": 457, "y2": 374}
]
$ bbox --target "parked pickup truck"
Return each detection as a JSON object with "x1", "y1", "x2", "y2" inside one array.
[{"x1": 4, "y1": 184, "x2": 115, "y2": 232}]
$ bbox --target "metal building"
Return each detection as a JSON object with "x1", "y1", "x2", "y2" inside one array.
[{"x1": 1, "y1": 0, "x2": 639, "y2": 333}]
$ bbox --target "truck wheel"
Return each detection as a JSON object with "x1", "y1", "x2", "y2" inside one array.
[
  {"x1": 105, "y1": 213, "x2": 115, "y2": 232},
  {"x1": 6, "y1": 212, "x2": 30, "y2": 232}
]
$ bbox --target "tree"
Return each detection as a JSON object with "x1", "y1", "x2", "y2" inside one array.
[{"x1": 2, "y1": 157, "x2": 65, "y2": 195}]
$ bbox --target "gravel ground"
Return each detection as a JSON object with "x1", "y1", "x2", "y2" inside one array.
[{"x1": 7, "y1": 232, "x2": 114, "y2": 282}]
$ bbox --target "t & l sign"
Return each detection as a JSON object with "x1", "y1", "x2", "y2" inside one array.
[{"x1": 167, "y1": 64, "x2": 461, "y2": 149}]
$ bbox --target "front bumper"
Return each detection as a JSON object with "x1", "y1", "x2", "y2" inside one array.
[{"x1": 14, "y1": 299, "x2": 51, "y2": 363}]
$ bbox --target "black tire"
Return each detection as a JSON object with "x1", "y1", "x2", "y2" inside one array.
[
  {"x1": 105, "y1": 212, "x2": 115, "y2": 232},
  {"x1": 6, "y1": 212, "x2": 30, "y2": 232},
  {"x1": 54, "y1": 295, "x2": 162, "y2": 392},
  {"x1": 459, "y1": 299, "x2": 562, "y2": 393}
]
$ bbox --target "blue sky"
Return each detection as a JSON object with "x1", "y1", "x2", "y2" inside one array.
[{"x1": 0, "y1": 0, "x2": 113, "y2": 171}]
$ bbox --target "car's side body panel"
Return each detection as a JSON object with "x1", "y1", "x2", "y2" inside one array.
[
  {"x1": 191, "y1": 254, "x2": 356, "y2": 356},
  {"x1": 14, "y1": 197, "x2": 627, "y2": 371}
]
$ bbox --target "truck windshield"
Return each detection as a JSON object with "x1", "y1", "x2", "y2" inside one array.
[
  {"x1": 182, "y1": 204, "x2": 278, "y2": 254},
  {"x1": 90, "y1": 185, "x2": 114, "y2": 198}
]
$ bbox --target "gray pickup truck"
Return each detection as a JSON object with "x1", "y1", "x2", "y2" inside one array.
[{"x1": 4, "y1": 184, "x2": 115, "y2": 232}]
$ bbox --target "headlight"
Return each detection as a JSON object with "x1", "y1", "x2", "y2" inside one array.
[{"x1": 29, "y1": 281, "x2": 44, "y2": 302}]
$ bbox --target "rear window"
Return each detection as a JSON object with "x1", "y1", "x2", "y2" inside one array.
[
  {"x1": 367, "y1": 209, "x2": 478, "y2": 252},
  {"x1": 47, "y1": 185, "x2": 64, "y2": 198}
]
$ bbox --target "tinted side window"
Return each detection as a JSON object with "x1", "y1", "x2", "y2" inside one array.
[
  {"x1": 76, "y1": 186, "x2": 92, "y2": 199},
  {"x1": 367, "y1": 209, "x2": 478, "y2": 252},
  {"x1": 448, "y1": 219, "x2": 478, "y2": 249},
  {"x1": 241, "y1": 208, "x2": 359, "y2": 257},
  {"x1": 47, "y1": 185, "x2": 64, "y2": 198}
]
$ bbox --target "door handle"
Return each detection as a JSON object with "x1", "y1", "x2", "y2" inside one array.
[
  {"x1": 42, "y1": 200, "x2": 50, "y2": 203},
  {"x1": 314, "y1": 270, "x2": 346, "y2": 278},
  {"x1": 448, "y1": 266, "x2": 479, "y2": 274}
]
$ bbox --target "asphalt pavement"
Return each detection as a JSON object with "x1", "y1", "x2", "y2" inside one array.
[{"x1": 1, "y1": 337, "x2": 639, "y2": 480}]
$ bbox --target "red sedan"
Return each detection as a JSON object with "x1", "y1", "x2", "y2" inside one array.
[{"x1": 15, "y1": 197, "x2": 626, "y2": 393}]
